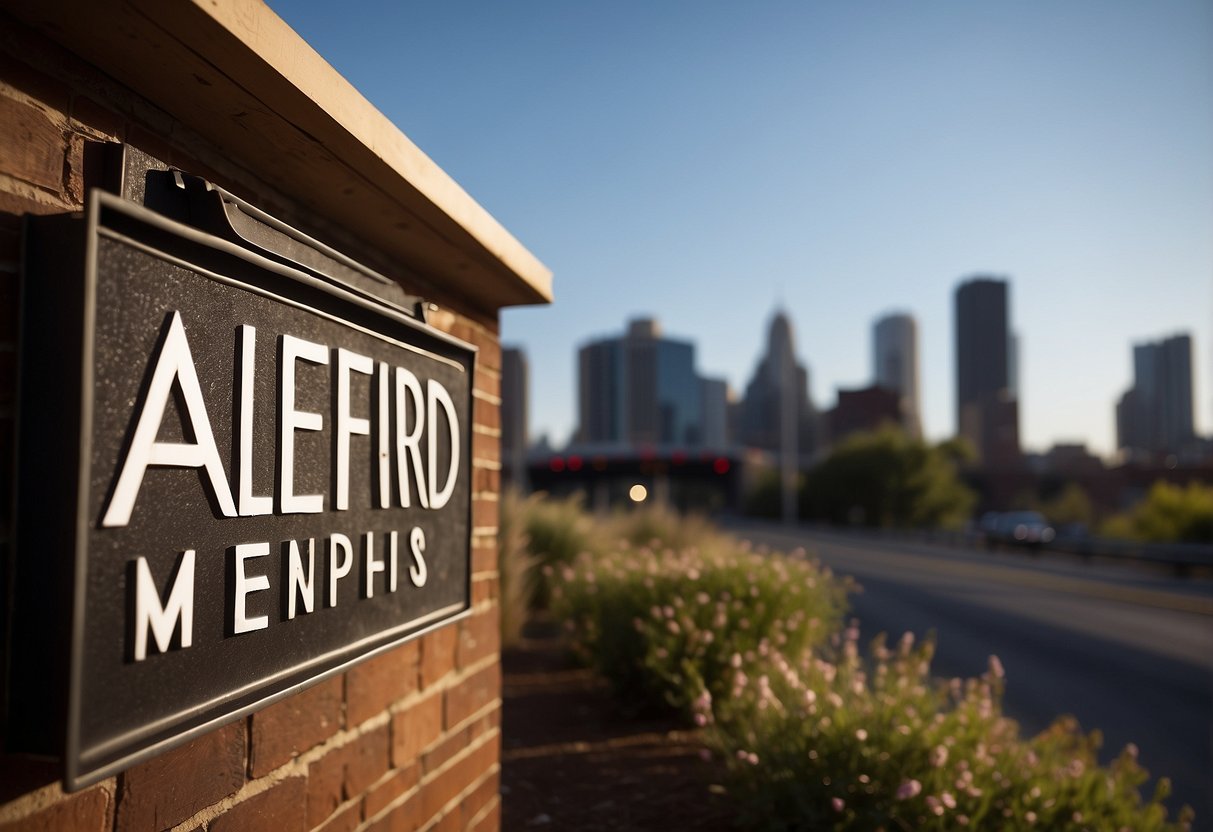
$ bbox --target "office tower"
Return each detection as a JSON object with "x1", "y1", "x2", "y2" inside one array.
[
  {"x1": 825, "y1": 385, "x2": 906, "y2": 445},
  {"x1": 576, "y1": 317, "x2": 705, "y2": 448},
  {"x1": 873, "y1": 312, "x2": 921, "y2": 438},
  {"x1": 1117, "y1": 334, "x2": 1195, "y2": 458},
  {"x1": 740, "y1": 309, "x2": 818, "y2": 458},
  {"x1": 501, "y1": 347, "x2": 528, "y2": 489},
  {"x1": 700, "y1": 377, "x2": 730, "y2": 448},
  {"x1": 954, "y1": 276, "x2": 1020, "y2": 467}
]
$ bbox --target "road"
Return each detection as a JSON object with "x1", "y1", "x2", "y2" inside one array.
[{"x1": 730, "y1": 523, "x2": 1213, "y2": 826}]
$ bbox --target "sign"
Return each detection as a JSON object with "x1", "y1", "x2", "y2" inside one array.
[{"x1": 10, "y1": 176, "x2": 474, "y2": 789}]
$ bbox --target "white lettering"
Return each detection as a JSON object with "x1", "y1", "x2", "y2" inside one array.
[
  {"x1": 280, "y1": 334, "x2": 328, "y2": 514},
  {"x1": 427, "y1": 380, "x2": 459, "y2": 510},
  {"x1": 364, "y1": 531, "x2": 385, "y2": 598},
  {"x1": 409, "y1": 526, "x2": 427, "y2": 587},
  {"x1": 395, "y1": 368, "x2": 428, "y2": 508},
  {"x1": 133, "y1": 550, "x2": 195, "y2": 661},
  {"x1": 233, "y1": 542, "x2": 270, "y2": 634},
  {"x1": 387, "y1": 530, "x2": 399, "y2": 592},
  {"x1": 377, "y1": 362, "x2": 391, "y2": 508},
  {"x1": 236, "y1": 325, "x2": 272, "y2": 516},
  {"x1": 103, "y1": 312, "x2": 236, "y2": 527},
  {"x1": 335, "y1": 349, "x2": 373, "y2": 511},
  {"x1": 287, "y1": 538, "x2": 315, "y2": 619},
  {"x1": 327, "y1": 533, "x2": 353, "y2": 607}
]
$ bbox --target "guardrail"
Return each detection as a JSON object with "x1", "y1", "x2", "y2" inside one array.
[{"x1": 845, "y1": 526, "x2": 1213, "y2": 577}]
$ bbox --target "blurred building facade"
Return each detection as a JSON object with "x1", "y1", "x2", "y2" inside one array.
[
  {"x1": 1117, "y1": 333, "x2": 1196, "y2": 460},
  {"x1": 955, "y1": 276, "x2": 1021, "y2": 468},
  {"x1": 824, "y1": 384, "x2": 905, "y2": 445},
  {"x1": 577, "y1": 317, "x2": 723, "y2": 448},
  {"x1": 872, "y1": 312, "x2": 922, "y2": 438},
  {"x1": 502, "y1": 346, "x2": 529, "y2": 489},
  {"x1": 739, "y1": 309, "x2": 819, "y2": 459}
]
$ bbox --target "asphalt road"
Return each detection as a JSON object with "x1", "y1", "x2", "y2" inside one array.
[{"x1": 731, "y1": 523, "x2": 1213, "y2": 826}]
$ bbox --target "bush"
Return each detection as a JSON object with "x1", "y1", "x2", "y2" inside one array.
[
  {"x1": 497, "y1": 490, "x2": 536, "y2": 648},
  {"x1": 516, "y1": 491, "x2": 600, "y2": 608},
  {"x1": 550, "y1": 524, "x2": 849, "y2": 717},
  {"x1": 708, "y1": 631, "x2": 1191, "y2": 831}
]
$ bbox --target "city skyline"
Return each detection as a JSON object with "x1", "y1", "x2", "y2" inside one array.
[{"x1": 270, "y1": 1, "x2": 1213, "y2": 456}]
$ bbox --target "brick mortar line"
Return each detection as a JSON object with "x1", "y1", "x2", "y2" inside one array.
[
  {"x1": 471, "y1": 459, "x2": 502, "y2": 471},
  {"x1": 380, "y1": 651, "x2": 501, "y2": 724},
  {"x1": 472, "y1": 389, "x2": 502, "y2": 406},
  {"x1": 442, "y1": 696, "x2": 502, "y2": 741},
  {"x1": 0, "y1": 82, "x2": 72, "y2": 120},
  {"x1": 418, "y1": 762, "x2": 501, "y2": 832},
  {"x1": 471, "y1": 526, "x2": 499, "y2": 537},
  {"x1": 0, "y1": 778, "x2": 116, "y2": 825},
  {"x1": 354, "y1": 727, "x2": 500, "y2": 832},
  {"x1": 471, "y1": 425, "x2": 501, "y2": 438},
  {"x1": 166, "y1": 709, "x2": 396, "y2": 832},
  {"x1": 464, "y1": 789, "x2": 501, "y2": 832}
]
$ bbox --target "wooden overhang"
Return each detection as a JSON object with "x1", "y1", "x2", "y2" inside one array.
[{"x1": 3, "y1": 0, "x2": 553, "y2": 311}]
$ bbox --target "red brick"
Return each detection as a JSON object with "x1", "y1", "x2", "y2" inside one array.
[
  {"x1": 361, "y1": 763, "x2": 418, "y2": 818},
  {"x1": 249, "y1": 676, "x2": 343, "y2": 777},
  {"x1": 306, "y1": 745, "x2": 348, "y2": 829},
  {"x1": 471, "y1": 430, "x2": 499, "y2": 464},
  {"x1": 390, "y1": 692, "x2": 442, "y2": 767},
  {"x1": 471, "y1": 543, "x2": 497, "y2": 577},
  {"x1": 466, "y1": 329, "x2": 501, "y2": 372},
  {"x1": 345, "y1": 641, "x2": 419, "y2": 727},
  {"x1": 418, "y1": 627, "x2": 457, "y2": 689},
  {"x1": 0, "y1": 787, "x2": 111, "y2": 832},
  {"x1": 0, "y1": 51, "x2": 72, "y2": 114},
  {"x1": 115, "y1": 721, "x2": 244, "y2": 832},
  {"x1": 315, "y1": 801, "x2": 361, "y2": 832},
  {"x1": 472, "y1": 576, "x2": 499, "y2": 605},
  {"x1": 343, "y1": 724, "x2": 391, "y2": 797},
  {"x1": 418, "y1": 739, "x2": 497, "y2": 821},
  {"x1": 469, "y1": 800, "x2": 500, "y2": 832},
  {"x1": 472, "y1": 366, "x2": 500, "y2": 400},
  {"x1": 472, "y1": 397, "x2": 500, "y2": 431},
  {"x1": 472, "y1": 497, "x2": 498, "y2": 531},
  {"x1": 457, "y1": 609, "x2": 499, "y2": 670},
  {"x1": 472, "y1": 465, "x2": 500, "y2": 496},
  {"x1": 444, "y1": 663, "x2": 500, "y2": 730},
  {"x1": 126, "y1": 123, "x2": 176, "y2": 169},
  {"x1": 0, "y1": 94, "x2": 67, "y2": 195},
  {"x1": 210, "y1": 776, "x2": 305, "y2": 832},
  {"x1": 430, "y1": 809, "x2": 460, "y2": 832},
  {"x1": 460, "y1": 769, "x2": 499, "y2": 829},
  {"x1": 364, "y1": 795, "x2": 420, "y2": 832}
]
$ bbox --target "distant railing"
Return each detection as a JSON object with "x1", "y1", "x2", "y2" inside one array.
[{"x1": 797, "y1": 524, "x2": 1213, "y2": 578}]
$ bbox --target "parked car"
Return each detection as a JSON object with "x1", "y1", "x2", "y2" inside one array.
[{"x1": 992, "y1": 511, "x2": 1055, "y2": 547}]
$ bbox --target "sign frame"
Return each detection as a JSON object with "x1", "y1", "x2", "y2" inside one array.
[{"x1": 8, "y1": 168, "x2": 476, "y2": 791}]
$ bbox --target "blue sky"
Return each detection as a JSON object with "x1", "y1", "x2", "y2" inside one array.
[{"x1": 270, "y1": 1, "x2": 1212, "y2": 456}]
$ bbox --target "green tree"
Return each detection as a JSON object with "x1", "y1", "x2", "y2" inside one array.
[
  {"x1": 1102, "y1": 480, "x2": 1213, "y2": 543},
  {"x1": 1041, "y1": 481, "x2": 1095, "y2": 527},
  {"x1": 802, "y1": 427, "x2": 976, "y2": 530}
]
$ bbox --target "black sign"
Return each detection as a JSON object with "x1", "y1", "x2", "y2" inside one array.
[{"x1": 10, "y1": 175, "x2": 474, "y2": 789}]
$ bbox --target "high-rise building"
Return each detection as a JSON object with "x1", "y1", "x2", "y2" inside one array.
[
  {"x1": 872, "y1": 312, "x2": 921, "y2": 438},
  {"x1": 740, "y1": 309, "x2": 818, "y2": 457},
  {"x1": 501, "y1": 347, "x2": 529, "y2": 489},
  {"x1": 700, "y1": 377, "x2": 730, "y2": 448},
  {"x1": 954, "y1": 276, "x2": 1020, "y2": 467},
  {"x1": 1117, "y1": 334, "x2": 1195, "y2": 458},
  {"x1": 576, "y1": 317, "x2": 708, "y2": 448}
]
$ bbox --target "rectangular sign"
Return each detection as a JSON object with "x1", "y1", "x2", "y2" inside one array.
[{"x1": 12, "y1": 184, "x2": 474, "y2": 789}]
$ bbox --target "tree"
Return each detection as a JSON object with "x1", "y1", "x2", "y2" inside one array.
[
  {"x1": 1102, "y1": 481, "x2": 1213, "y2": 543},
  {"x1": 802, "y1": 427, "x2": 976, "y2": 530}
]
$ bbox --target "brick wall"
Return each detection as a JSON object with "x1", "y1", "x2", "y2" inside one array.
[{"x1": 0, "y1": 13, "x2": 503, "y2": 832}]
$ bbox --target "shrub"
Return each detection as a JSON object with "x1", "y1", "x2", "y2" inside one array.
[
  {"x1": 1102, "y1": 481, "x2": 1213, "y2": 544},
  {"x1": 550, "y1": 529, "x2": 849, "y2": 717},
  {"x1": 708, "y1": 631, "x2": 1192, "y2": 831},
  {"x1": 517, "y1": 491, "x2": 600, "y2": 608},
  {"x1": 497, "y1": 490, "x2": 536, "y2": 648}
]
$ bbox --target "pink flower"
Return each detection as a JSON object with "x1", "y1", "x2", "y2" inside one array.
[
  {"x1": 930, "y1": 745, "x2": 949, "y2": 767},
  {"x1": 988, "y1": 655, "x2": 1005, "y2": 679},
  {"x1": 831, "y1": 797, "x2": 845, "y2": 813},
  {"x1": 855, "y1": 729, "x2": 868, "y2": 742},
  {"x1": 895, "y1": 779, "x2": 922, "y2": 801}
]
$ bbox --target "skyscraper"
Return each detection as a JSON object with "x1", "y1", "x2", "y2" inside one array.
[
  {"x1": 872, "y1": 312, "x2": 921, "y2": 438},
  {"x1": 576, "y1": 317, "x2": 707, "y2": 448},
  {"x1": 739, "y1": 309, "x2": 818, "y2": 458},
  {"x1": 1117, "y1": 334, "x2": 1195, "y2": 458},
  {"x1": 954, "y1": 276, "x2": 1020, "y2": 467},
  {"x1": 501, "y1": 347, "x2": 529, "y2": 489}
]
